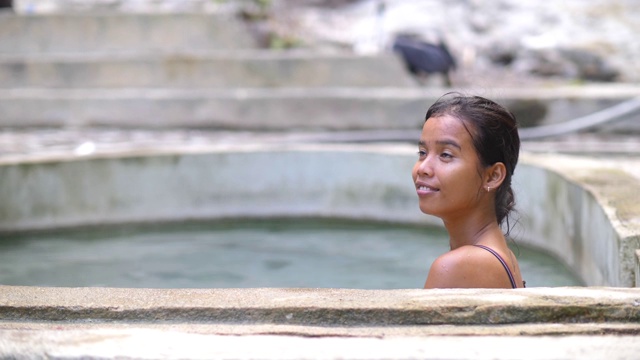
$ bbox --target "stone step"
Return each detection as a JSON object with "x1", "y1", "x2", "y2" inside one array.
[
  {"x1": 3, "y1": 129, "x2": 640, "y2": 160},
  {"x1": 2, "y1": 287, "x2": 640, "y2": 326},
  {"x1": 0, "y1": 12, "x2": 256, "y2": 54},
  {"x1": 1, "y1": 87, "x2": 639, "y2": 132},
  {"x1": 0, "y1": 52, "x2": 416, "y2": 88},
  {"x1": 1, "y1": 287, "x2": 639, "y2": 359},
  {"x1": 0, "y1": 88, "x2": 429, "y2": 131}
]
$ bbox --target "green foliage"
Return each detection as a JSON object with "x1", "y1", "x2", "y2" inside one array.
[
  {"x1": 255, "y1": 0, "x2": 271, "y2": 9},
  {"x1": 235, "y1": 0, "x2": 272, "y2": 21},
  {"x1": 268, "y1": 34, "x2": 302, "y2": 50},
  {"x1": 220, "y1": 0, "x2": 300, "y2": 49}
]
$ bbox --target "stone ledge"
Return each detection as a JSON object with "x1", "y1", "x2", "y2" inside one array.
[
  {"x1": 1, "y1": 322, "x2": 639, "y2": 337},
  {"x1": 2, "y1": 286, "x2": 639, "y2": 326},
  {"x1": 1, "y1": 330, "x2": 638, "y2": 360},
  {"x1": 1, "y1": 86, "x2": 639, "y2": 131}
]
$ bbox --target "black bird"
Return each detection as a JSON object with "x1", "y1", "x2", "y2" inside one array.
[{"x1": 392, "y1": 34, "x2": 456, "y2": 86}]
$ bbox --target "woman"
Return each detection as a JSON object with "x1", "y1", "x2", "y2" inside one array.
[{"x1": 413, "y1": 93, "x2": 525, "y2": 288}]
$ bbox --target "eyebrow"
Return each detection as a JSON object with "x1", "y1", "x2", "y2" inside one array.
[
  {"x1": 437, "y1": 139, "x2": 462, "y2": 150},
  {"x1": 418, "y1": 139, "x2": 462, "y2": 150}
]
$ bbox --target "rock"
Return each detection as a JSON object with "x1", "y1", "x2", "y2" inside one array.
[
  {"x1": 560, "y1": 48, "x2": 620, "y2": 82},
  {"x1": 502, "y1": 99, "x2": 548, "y2": 128},
  {"x1": 513, "y1": 47, "x2": 620, "y2": 82}
]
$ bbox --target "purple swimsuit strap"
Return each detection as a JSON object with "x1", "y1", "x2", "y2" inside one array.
[{"x1": 473, "y1": 244, "x2": 519, "y2": 289}]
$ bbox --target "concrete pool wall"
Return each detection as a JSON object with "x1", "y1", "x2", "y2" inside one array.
[
  {"x1": 0, "y1": 143, "x2": 638, "y2": 287},
  {"x1": 2, "y1": 142, "x2": 640, "y2": 358}
]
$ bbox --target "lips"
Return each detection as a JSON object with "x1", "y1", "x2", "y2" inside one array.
[{"x1": 415, "y1": 181, "x2": 439, "y2": 195}]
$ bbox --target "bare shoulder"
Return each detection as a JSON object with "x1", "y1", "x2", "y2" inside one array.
[{"x1": 424, "y1": 245, "x2": 515, "y2": 289}]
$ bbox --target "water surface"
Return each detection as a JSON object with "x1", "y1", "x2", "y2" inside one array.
[{"x1": 0, "y1": 218, "x2": 582, "y2": 288}]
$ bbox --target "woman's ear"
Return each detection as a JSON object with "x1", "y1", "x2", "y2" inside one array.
[{"x1": 485, "y1": 162, "x2": 507, "y2": 191}]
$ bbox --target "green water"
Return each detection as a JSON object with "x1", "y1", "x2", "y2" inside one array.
[{"x1": 0, "y1": 219, "x2": 582, "y2": 288}]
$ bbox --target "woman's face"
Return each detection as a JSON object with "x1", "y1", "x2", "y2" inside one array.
[{"x1": 412, "y1": 114, "x2": 486, "y2": 219}]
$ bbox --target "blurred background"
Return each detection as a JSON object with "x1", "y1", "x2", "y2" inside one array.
[
  {"x1": 0, "y1": 0, "x2": 638, "y2": 289},
  {"x1": 7, "y1": 0, "x2": 640, "y2": 84}
]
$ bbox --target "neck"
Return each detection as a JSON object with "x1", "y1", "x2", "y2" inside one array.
[{"x1": 442, "y1": 210, "x2": 502, "y2": 250}]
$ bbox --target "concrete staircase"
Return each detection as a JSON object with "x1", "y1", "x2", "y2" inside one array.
[
  {"x1": 0, "y1": 11, "x2": 426, "y2": 134},
  {"x1": 0, "y1": 9, "x2": 639, "y2": 155}
]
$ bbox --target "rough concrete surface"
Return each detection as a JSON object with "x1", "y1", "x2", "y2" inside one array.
[
  {"x1": 516, "y1": 152, "x2": 640, "y2": 287},
  {"x1": 1, "y1": 331, "x2": 640, "y2": 360},
  {"x1": 521, "y1": 153, "x2": 640, "y2": 239},
  {"x1": 2, "y1": 286, "x2": 640, "y2": 326},
  {"x1": 1, "y1": 287, "x2": 640, "y2": 359}
]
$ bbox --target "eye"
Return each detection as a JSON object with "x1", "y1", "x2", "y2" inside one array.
[
  {"x1": 417, "y1": 150, "x2": 427, "y2": 159},
  {"x1": 439, "y1": 152, "x2": 453, "y2": 161}
]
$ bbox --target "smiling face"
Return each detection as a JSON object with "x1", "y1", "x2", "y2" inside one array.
[{"x1": 412, "y1": 114, "x2": 487, "y2": 220}]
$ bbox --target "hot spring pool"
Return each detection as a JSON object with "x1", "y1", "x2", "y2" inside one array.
[{"x1": 0, "y1": 218, "x2": 581, "y2": 288}]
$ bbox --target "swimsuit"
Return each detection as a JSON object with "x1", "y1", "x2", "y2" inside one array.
[{"x1": 473, "y1": 244, "x2": 525, "y2": 288}]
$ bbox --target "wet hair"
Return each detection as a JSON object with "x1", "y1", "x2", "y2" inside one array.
[{"x1": 424, "y1": 93, "x2": 520, "y2": 232}]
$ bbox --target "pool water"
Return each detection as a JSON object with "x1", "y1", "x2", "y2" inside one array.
[{"x1": 0, "y1": 218, "x2": 582, "y2": 288}]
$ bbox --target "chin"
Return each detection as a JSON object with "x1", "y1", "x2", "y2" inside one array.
[
  {"x1": 419, "y1": 201, "x2": 448, "y2": 219},
  {"x1": 419, "y1": 205, "x2": 437, "y2": 216}
]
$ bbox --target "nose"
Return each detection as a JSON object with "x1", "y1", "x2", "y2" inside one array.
[{"x1": 416, "y1": 154, "x2": 434, "y2": 177}]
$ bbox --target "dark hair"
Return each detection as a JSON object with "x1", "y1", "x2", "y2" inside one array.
[{"x1": 425, "y1": 93, "x2": 520, "y2": 231}]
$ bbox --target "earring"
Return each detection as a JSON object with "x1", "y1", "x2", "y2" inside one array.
[{"x1": 487, "y1": 186, "x2": 491, "y2": 192}]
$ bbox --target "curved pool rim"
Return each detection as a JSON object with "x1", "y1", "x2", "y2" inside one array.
[{"x1": 0, "y1": 142, "x2": 638, "y2": 287}]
